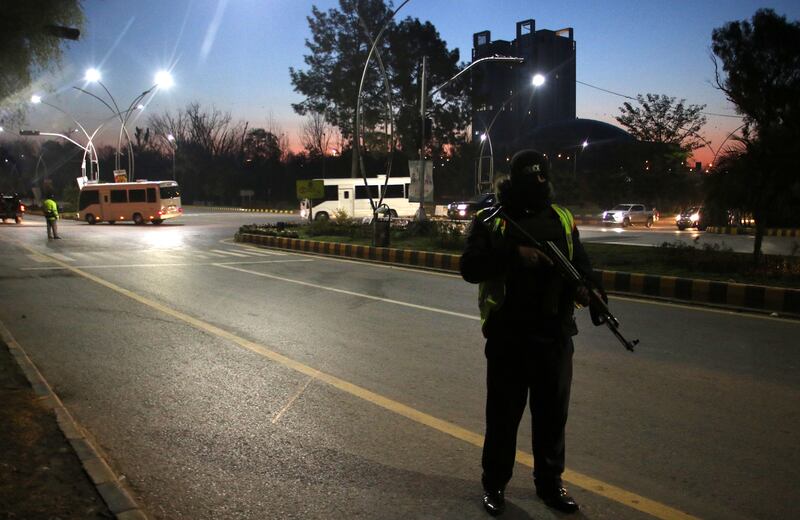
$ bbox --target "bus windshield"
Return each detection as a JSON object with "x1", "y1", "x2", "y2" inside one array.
[{"x1": 160, "y1": 186, "x2": 180, "y2": 200}]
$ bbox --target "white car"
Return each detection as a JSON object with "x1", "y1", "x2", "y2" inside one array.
[{"x1": 602, "y1": 204, "x2": 654, "y2": 228}]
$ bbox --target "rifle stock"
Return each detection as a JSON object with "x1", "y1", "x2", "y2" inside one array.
[{"x1": 482, "y1": 205, "x2": 638, "y2": 352}]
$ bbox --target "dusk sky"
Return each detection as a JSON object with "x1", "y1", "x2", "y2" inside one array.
[{"x1": 18, "y1": 0, "x2": 800, "y2": 165}]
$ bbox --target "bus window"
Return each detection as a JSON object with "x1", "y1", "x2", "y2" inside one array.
[
  {"x1": 355, "y1": 185, "x2": 379, "y2": 199},
  {"x1": 324, "y1": 185, "x2": 337, "y2": 201},
  {"x1": 146, "y1": 188, "x2": 156, "y2": 203},
  {"x1": 129, "y1": 189, "x2": 146, "y2": 202},
  {"x1": 160, "y1": 185, "x2": 180, "y2": 199},
  {"x1": 79, "y1": 190, "x2": 99, "y2": 210},
  {"x1": 110, "y1": 189, "x2": 128, "y2": 203},
  {"x1": 383, "y1": 184, "x2": 404, "y2": 198},
  {"x1": 405, "y1": 184, "x2": 411, "y2": 197}
]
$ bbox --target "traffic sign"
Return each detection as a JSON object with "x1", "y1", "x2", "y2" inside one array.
[{"x1": 296, "y1": 179, "x2": 324, "y2": 199}]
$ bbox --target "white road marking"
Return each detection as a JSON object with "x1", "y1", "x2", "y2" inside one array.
[
  {"x1": 215, "y1": 263, "x2": 479, "y2": 321},
  {"x1": 19, "y1": 259, "x2": 314, "y2": 271},
  {"x1": 210, "y1": 249, "x2": 250, "y2": 257}
]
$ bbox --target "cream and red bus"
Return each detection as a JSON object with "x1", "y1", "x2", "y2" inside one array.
[{"x1": 78, "y1": 180, "x2": 182, "y2": 225}]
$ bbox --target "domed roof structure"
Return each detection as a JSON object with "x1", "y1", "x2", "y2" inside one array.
[{"x1": 515, "y1": 118, "x2": 634, "y2": 152}]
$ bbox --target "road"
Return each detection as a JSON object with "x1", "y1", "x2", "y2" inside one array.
[
  {"x1": 0, "y1": 211, "x2": 798, "y2": 519},
  {"x1": 578, "y1": 222, "x2": 799, "y2": 256}
]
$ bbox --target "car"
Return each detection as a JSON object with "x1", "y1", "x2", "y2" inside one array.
[
  {"x1": 0, "y1": 194, "x2": 25, "y2": 224},
  {"x1": 675, "y1": 206, "x2": 707, "y2": 231},
  {"x1": 447, "y1": 193, "x2": 496, "y2": 220},
  {"x1": 602, "y1": 203, "x2": 654, "y2": 227}
]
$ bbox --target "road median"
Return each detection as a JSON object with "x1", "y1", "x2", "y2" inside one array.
[{"x1": 236, "y1": 232, "x2": 800, "y2": 318}]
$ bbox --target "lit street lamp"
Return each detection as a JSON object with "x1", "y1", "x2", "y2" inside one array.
[
  {"x1": 160, "y1": 133, "x2": 177, "y2": 181},
  {"x1": 573, "y1": 139, "x2": 588, "y2": 178},
  {"x1": 476, "y1": 73, "x2": 546, "y2": 193},
  {"x1": 417, "y1": 55, "x2": 526, "y2": 219},
  {"x1": 76, "y1": 68, "x2": 174, "y2": 181}
]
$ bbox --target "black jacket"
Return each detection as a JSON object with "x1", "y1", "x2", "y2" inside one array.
[{"x1": 460, "y1": 204, "x2": 596, "y2": 340}]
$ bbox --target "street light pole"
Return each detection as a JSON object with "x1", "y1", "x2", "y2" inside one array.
[
  {"x1": 416, "y1": 56, "x2": 428, "y2": 221},
  {"x1": 573, "y1": 140, "x2": 588, "y2": 178},
  {"x1": 162, "y1": 134, "x2": 177, "y2": 181},
  {"x1": 29, "y1": 96, "x2": 101, "y2": 181},
  {"x1": 476, "y1": 73, "x2": 545, "y2": 193},
  {"x1": 418, "y1": 55, "x2": 526, "y2": 217}
]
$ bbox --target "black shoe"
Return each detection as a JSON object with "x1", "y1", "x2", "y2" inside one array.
[
  {"x1": 536, "y1": 486, "x2": 579, "y2": 513},
  {"x1": 482, "y1": 488, "x2": 505, "y2": 516}
]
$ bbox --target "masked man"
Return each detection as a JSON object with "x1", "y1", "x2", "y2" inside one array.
[{"x1": 460, "y1": 150, "x2": 602, "y2": 516}]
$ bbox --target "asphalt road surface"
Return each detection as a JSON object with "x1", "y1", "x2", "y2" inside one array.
[
  {"x1": 0, "y1": 211, "x2": 797, "y2": 519},
  {"x1": 578, "y1": 222, "x2": 799, "y2": 256}
]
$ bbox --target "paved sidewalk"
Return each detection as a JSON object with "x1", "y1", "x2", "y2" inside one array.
[{"x1": 0, "y1": 339, "x2": 113, "y2": 519}]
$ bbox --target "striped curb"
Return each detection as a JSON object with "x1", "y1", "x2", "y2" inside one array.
[
  {"x1": 0, "y1": 322, "x2": 149, "y2": 520},
  {"x1": 706, "y1": 226, "x2": 800, "y2": 237},
  {"x1": 236, "y1": 232, "x2": 800, "y2": 317},
  {"x1": 184, "y1": 205, "x2": 296, "y2": 214}
]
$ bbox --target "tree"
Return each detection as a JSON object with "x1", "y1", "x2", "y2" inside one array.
[
  {"x1": 290, "y1": 0, "x2": 468, "y2": 176},
  {"x1": 711, "y1": 8, "x2": 800, "y2": 257},
  {"x1": 300, "y1": 111, "x2": 332, "y2": 157},
  {"x1": 0, "y1": 1, "x2": 84, "y2": 126},
  {"x1": 244, "y1": 128, "x2": 283, "y2": 163},
  {"x1": 616, "y1": 94, "x2": 707, "y2": 156}
]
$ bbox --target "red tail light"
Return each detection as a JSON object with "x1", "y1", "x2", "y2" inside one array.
[{"x1": 20, "y1": 205, "x2": 25, "y2": 212}]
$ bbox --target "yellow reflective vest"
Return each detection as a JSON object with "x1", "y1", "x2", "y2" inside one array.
[
  {"x1": 477, "y1": 204, "x2": 574, "y2": 337},
  {"x1": 43, "y1": 198, "x2": 59, "y2": 221}
]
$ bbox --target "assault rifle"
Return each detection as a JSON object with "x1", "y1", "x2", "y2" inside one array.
[{"x1": 482, "y1": 205, "x2": 638, "y2": 352}]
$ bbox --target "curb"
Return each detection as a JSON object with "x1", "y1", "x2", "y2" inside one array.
[
  {"x1": 706, "y1": 226, "x2": 800, "y2": 237},
  {"x1": 236, "y1": 232, "x2": 800, "y2": 317},
  {"x1": 0, "y1": 322, "x2": 149, "y2": 520},
  {"x1": 185, "y1": 205, "x2": 295, "y2": 214}
]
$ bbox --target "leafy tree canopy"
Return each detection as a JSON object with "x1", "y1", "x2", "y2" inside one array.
[
  {"x1": 0, "y1": 1, "x2": 84, "y2": 126},
  {"x1": 615, "y1": 93, "x2": 707, "y2": 155},
  {"x1": 710, "y1": 8, "x2": 800, "y2": 255},
  {"x1": 712, "y1": 8, "x2": 800, "y2": 138},
  {"x1": 290, "y1": 0, "x2": 468, "y2": 158}
]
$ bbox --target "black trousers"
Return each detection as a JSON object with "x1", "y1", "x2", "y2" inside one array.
[{"x1": 481, "y1": 333, "x2": 574, "y2": 491}]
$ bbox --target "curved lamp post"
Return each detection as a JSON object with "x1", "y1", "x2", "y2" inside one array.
[
  {"x1": 76, "y1": 68, "x2": 174, "y2": 181},
  {"x1": 77, "y1": 68, "x2": 137, "y2": 177},
  {"x1": 19, "y1": 128, "x2": 103, "y2": 181},
  {"x1": 159, "y1": 133, "x2": 177, "y2": 181},
  {"x1": 573, "y1": 139, "x2": 588, "y2": 178},
  {"x1": 475, "y1": 73, "x2": 546, "y2": 192},
  {"x1": 30, "y1": 95, "x2": 101, "y2": 181}
]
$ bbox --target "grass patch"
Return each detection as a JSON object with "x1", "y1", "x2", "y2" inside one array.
[
  {"x1": 240, "y1": 221, "x2": 800, "y2": 288},
  {"x1": 584, "y1": 242, "x2": 800, "y2": 288}
]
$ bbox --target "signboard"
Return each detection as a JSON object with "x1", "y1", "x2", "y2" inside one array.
[
  {"x1": 408, "y1": 160, "x2": 433, "y2": 203},
  {"x1": 75, "y1": 176, "x2": 88, "y2": 189},
  {"x1": 296, "y1": 179, "x2": 324, "y2": 200},
  {"x1": 113, "y1": 169, "x2": 127, "y2": 183}
]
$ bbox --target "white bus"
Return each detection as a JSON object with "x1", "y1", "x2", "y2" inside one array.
[
  {"x1": 301, "y1": 175, "x2": 418, "y2": 221},
  {"x1": 78, "y1": 180, "x2": 182, "y2": 225}
]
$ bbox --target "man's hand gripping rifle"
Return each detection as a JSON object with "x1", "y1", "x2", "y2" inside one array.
[{"x1": 482, "y1": 205, "x2": 639, "y2": 352}]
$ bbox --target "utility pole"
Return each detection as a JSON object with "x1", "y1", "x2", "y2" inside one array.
[{"x1": 416, "y1": 56, "x2": 428, "y2": 221}]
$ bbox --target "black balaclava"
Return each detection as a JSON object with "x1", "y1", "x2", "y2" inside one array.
[{"x1": 507, "y1": 149, "x2": 552, "y2": 211}]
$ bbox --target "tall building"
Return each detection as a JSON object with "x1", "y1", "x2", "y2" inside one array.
[
  {"x1": 471, "y1": 19, "x2": 578, "y2": 190},
  {"x1": 472, "y1": 19, "x2": 576, "y2": 149}
]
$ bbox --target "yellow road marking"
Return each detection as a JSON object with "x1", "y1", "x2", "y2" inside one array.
[{"x1": 16, "y1": 241, "x2": 699, "y2": 520}]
